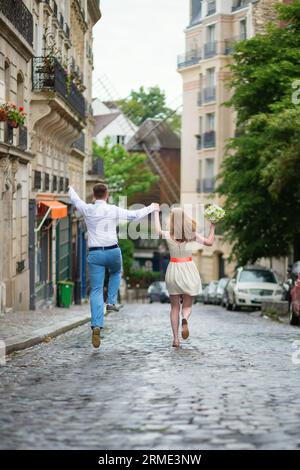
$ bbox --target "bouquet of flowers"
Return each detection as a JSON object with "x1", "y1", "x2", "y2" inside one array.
[{"x1": 204, "y1": 204, "x2": 225, "y2": 224}]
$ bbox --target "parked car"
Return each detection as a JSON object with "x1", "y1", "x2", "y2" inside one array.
[
  {"x1": 202, "y1": 284, "x2": 210, "y2": 304},
  {"x1": 148, "y1": 282, "x2": 170, "y2": 303},
  {"x1": 195, "y1": 283, "x2": 208, "y2": 303},
  {"x1": 290, "y1": 261, "x2": 300, "y2": 326},
  {"x1": 204, "y1": 281, "x2": 219, "y2": 304},
  {"x1": 216, "y1": 277, "x2": 230, "y2": 305},
  {"x1": 226, "y1": 265, "x2": 283, "y2": 311}
]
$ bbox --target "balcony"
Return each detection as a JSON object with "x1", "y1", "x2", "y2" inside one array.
[
  {"x1": 203, "y1": 86, "x2": 216, "y2": 103},
  {"x1": 72, "y1": 133, "x2": 85, "y2": 153},
  {"x1": 0, "y1": 0, "x2": 33, "y2": 46},
  {"x1": 204, "y1": 41, "x2": 217, "y2": 59},
  {"x1": 232, "y1": 0, "x2": 251, "y2": 12},
  {"x1": 207, "y1": 0, "x2": 216, "y2": 16},
  {"x1": 203, "y1": 130, "x2": 216, "y2": 148},
  {"x1": 32, "y1": 57, "x2": 86, "y2": 119},
  {"x1": 224, "y1": 34, "x2": 247, "y2": 55},
  {"x1": 197, "y1": 178, "x2": 215, "y2": 193},
  {"x1": 177, "y1": 49, "x2": 202, "y2": 69}
]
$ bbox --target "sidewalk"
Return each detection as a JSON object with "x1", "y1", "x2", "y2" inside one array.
[{"x1": 0, "y1": 303, "x2": 92, "y2": 355}]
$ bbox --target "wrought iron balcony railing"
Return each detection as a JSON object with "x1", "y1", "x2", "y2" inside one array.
[
  {"x1": 203, "y1": 130, "x2": 216, "y2": 148},
  {"x1": 32, "y1": 57, "x2": 86, "y2": 119},
  {"x1": 207, "y1": 0, "x2": 216, "y2": 16},
  {"x1": 224, "y1": 34, "x2": 247, "y2": 55},
  {"x1": 204, "y1": 41, "x2": 217, "y2": 59},
  {"x1": 0, "y1": 0, "x2": 33, "y2": 46},
  {"x1": 177, "y1": 49, "x2": 202, "y2": 69},
  {"x1": 72, "y1": 133, "x2": 85, "y2": 153},
  {"x1": 203, "y1": 86, "x2": 216, "y2": 103}
]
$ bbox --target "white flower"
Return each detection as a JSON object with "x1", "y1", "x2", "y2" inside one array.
[{"x1": 204, "y1": 204, "x2": 225, "y2": 224}]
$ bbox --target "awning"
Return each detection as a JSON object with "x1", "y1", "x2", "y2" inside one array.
[{"x1": 38, "y1": 200, "x2": 68, "y2": 220}]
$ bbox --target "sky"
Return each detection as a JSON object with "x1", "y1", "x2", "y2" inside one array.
[{"x1": 92, "y1": 0, "x2": 189, "y2": 109}]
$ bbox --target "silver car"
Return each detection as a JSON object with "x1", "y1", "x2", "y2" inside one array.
[{"x1": 227, "y1": 265, "x2": 283, "y2": 311}]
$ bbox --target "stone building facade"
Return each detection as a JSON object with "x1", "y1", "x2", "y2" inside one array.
[
  {"x1": 178, "y1": 0, "x2": 284, "y2": 283},
  {"x1": 0, "y1": 0, "x2": 101, "y2": 313}
]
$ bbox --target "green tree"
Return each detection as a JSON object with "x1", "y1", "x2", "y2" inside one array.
[
  {"x1": 93, "y1": 138, "x2": 158, "y2": 202},
  {"x1": 217, "y1": 0, "x2": 300, "y2": 264},
  {"x1": 118, "y1": 85, "x2": 181, "y2": 134}
]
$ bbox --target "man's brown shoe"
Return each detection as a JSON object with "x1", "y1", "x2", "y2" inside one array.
[
  {"x1": 182, "y1": 319, "x2": 189, "y2": 340},
  {"x1": 92, "y1": 327, "x2": 101, "y2": 348}
]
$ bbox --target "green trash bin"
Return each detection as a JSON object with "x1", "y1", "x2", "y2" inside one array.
[{"x1": 57, "y1": 281, "x2": 74, "y2": 308}]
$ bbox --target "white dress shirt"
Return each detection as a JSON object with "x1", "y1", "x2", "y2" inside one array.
[{"x1": 68, "y1": 187, "x2": 155, "y2": 247}]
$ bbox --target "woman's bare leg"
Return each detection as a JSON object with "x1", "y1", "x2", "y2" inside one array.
[
  {"x1": 182, "y1": 295, "x2": 193, "y2": 321},
  {"x1": 170, "y1": 295, "x2": 181, "y2": 347},
  {"x1": 181, "y1": 295, "x2": 193, "y2": 340}
]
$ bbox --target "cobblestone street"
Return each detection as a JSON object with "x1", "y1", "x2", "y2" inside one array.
[{"x1": 1, "y1": 304, "x2": 300, "y2": 450}]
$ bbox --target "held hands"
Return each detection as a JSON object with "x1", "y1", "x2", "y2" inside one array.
[{"x1": 152, "y1": 203, "x2": 160, "y2": 212}]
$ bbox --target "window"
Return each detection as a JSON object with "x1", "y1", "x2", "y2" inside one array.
[
  {"x1": 206, "y1": 112, "x2": 215, "y2": 131},
  {"x1": 17, "y1": 73, "x2": 24, "y2": 109},
  {"x1": 239, "y1": 270, "x2": 277, "y2": 284},
  {"x1": 59, "y1": 177, "x2": 64, "y2": 192},
  {"x1": 4, "y1": 60, "x2": 10, "y2": 102},
  {"x1": 64, "y1": 178, "x2": 69, "y2": 192},
  {"x1": 44, "y1": 173, "x2": 50, "y2": 191},
  {"x1": 240, "y1": 19, "x2": 247, "y2": 39},
  {"x1": 206, "y1": 68, "x2": 216, "y2": 87},
  {"x1": 116, "y1": 135, "x2": 125, "y2": 145},
  {"x1": 205, "y1": 158, "x2": 215, "y2": 179},
  {"x1": 52, "y1": 175, "x2": 57, "y2": 192},
  {"x1": 207, "y1": 24, "x2": 216, "y2": 43},
  {"x1": 33, "y1": 171, "x2": 42, "y2": 190}
]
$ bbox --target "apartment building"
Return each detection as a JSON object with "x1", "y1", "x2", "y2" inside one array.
[
  {"x1": 0, "y1": 0, "x2": 101, "y2": 313},
  {"x1": 178, "y1": 0, "x2": 279, "y2": 282}
]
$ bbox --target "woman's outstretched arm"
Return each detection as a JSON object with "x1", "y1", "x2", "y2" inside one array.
[{"x1": 195, "y1": 223, "x2": 215, "y2": 246}]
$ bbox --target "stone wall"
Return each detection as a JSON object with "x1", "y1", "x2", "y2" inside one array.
[{"x1": 252, "y1": 0, "x2": 280, "y2": 34}]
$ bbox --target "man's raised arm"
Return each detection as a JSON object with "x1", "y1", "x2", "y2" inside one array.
[
  {"x1": 68, "y1": 186, "x2": 89, "y2": 215},
  {"x1": 115, "y1": 203, "x2": 159, "y2": 222}
]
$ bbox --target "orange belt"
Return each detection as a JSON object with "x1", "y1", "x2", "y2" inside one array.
[{"x1": 170, "y1": 257, "x2": 193, "y2": 263}]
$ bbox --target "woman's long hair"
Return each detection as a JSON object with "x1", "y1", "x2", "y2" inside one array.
[{"x1": 169, "y1": 208, "x2": 197, "y2": 242}]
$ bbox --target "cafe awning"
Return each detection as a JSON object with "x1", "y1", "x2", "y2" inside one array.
[{"x1": 38, "y1": 200, "x2": 68, "y2": 220}]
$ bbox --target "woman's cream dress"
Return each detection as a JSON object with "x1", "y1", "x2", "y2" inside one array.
[{"x1": 165, "y1": 234, "x2": 202, "y2": 296}]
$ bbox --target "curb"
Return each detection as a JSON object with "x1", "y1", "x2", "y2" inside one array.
[{"x1": 5, "y1": 314, "x2": 91, "y2": 356}]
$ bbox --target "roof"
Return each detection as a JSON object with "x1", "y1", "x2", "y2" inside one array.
[
  {"x1": 126, "y1": 119, "x2": 180, "y2": 152},
  {"x1": 93, "y1": 112, "x2": 120, "y2": 137}
]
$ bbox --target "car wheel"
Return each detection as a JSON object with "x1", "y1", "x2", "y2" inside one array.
[
  {"x1": 232, "y1": 296, "x2": 239, "y2": 311},
  {"x1": 149, "y1": 297, "x2": 153, "y2": 304}
]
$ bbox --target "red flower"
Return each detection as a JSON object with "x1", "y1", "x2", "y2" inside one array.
[{"x1": 19, "y1": 106, "x2": 24, "y2": 112}]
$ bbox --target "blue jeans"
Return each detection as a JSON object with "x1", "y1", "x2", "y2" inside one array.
[{"x1": 87, "y1": 247, "x2": 122, "y2": 328}]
